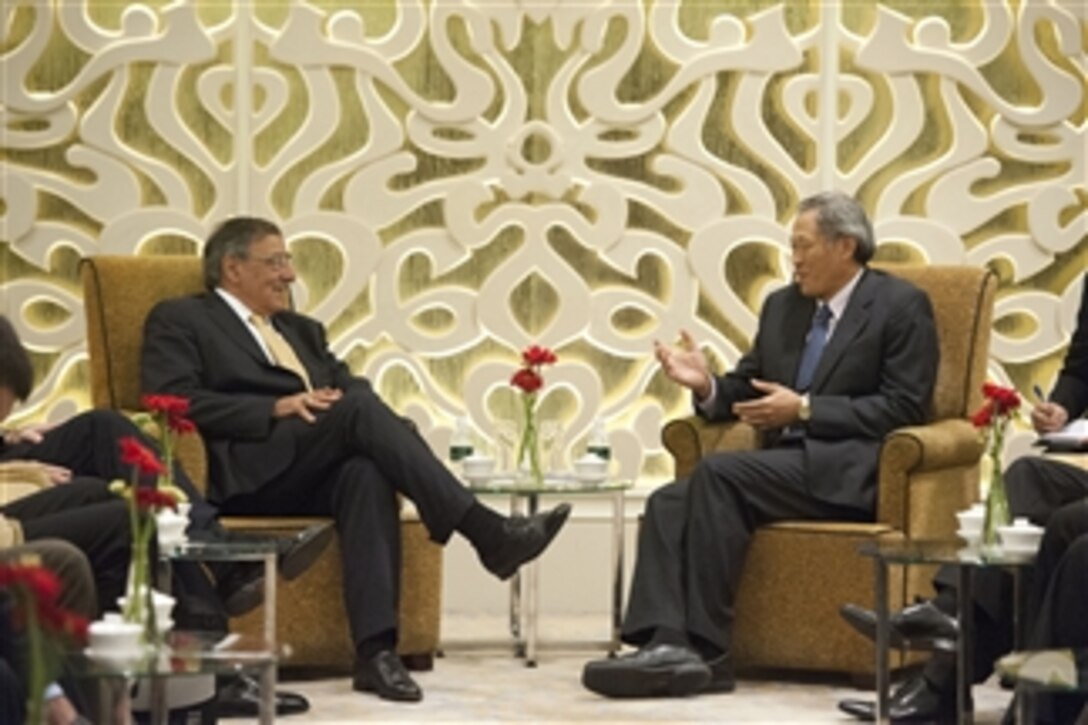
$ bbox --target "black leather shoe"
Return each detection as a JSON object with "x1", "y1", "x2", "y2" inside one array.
[
  {"x1": 703, "y1": 651, "x2": 736, "y2": 694},
  {"x1": 215, "y1": 674, "x2": 310, "y2": 717},
  {"x1": 353, "y1": 650, "x2": 423, "y2": 702},
  {"x1": 479, "y1": 503, "x2": 572, "y2": 580},
  {"x1": 838, "y1": 674, "x2": 957, "y2": 722},
  {"x1": 216, "y1": 565, "x2": 265, "y2": 618},
  {"x1": 840, "y1": 601, "x2": 958, "y2": 648},
  {"x1": 275, "y1": 522, "x2": 335, "y2": 581},
  {"x1": 582, "y1": 644, "x2": 711, "y2": 698}
]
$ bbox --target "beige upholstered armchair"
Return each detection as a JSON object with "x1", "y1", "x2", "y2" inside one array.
[
  {"x1": 0, "y1": 462, "x2": 51, "y2": 548},
  {"x1": 662, "y1": 265, "x2": 997, "y2": 676},
  {"x1": 81, "y1": 255, "x2": 443, "y2": 670}
]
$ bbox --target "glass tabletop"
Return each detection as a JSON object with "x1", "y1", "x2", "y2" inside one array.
[
  {"x1": 464, "y1": 473, "x2": 633, "y2": 495},
  {"x1": 160, "y1": 539, "x2": 277, "y2": 562},
  {"x1": 858, "y1": 538, "x2": 1037, "y2": 567},
  {"x1": 69, "y1": 630, "x2": 274, "y2": 679}
]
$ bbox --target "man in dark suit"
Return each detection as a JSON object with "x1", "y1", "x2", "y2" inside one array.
[
  {"x1": 838, "y1": 273, "x2": 1088, "y2": 722},
  {"x1": 140, "y1": 216, "x2": 571, "y2": 703},
  {"x1": 581, "y1": 191, "x2": 940, "y2": 699}
]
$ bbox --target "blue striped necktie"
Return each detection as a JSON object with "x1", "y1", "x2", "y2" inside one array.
[{"x1": 794, "y1": 305, "x2": 832, "y2": 392}]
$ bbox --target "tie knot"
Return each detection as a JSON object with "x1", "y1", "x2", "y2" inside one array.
[
  {"x1": 813, "y1": 305, "x2": 832, "y2": 326},
  {"x1": 250, "y1": 314, "x2": 270, "y2": 328}
]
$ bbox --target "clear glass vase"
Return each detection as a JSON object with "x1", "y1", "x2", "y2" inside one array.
[
  {"x1": 515, "y1": 396, "x2": 544, "y2": 486},
  {"x1": 982, "y1": 456, "x2": 1010, "y2": 547}
]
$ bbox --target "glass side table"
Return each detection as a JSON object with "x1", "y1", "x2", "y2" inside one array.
[
  {"x1": 159, "y1": 539, "x2": 278, "y2": 645},
  {"x1": 859, "y1": 539, "x2": 1036, "y2": 725},
  {"x1": 70, "y1": 630, "x2": 276, "y2": 725},
  {"x1": 464, "y1": 474, "x2": 633, "y2": 667}
]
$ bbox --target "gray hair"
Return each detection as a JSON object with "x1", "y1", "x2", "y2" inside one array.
[
  {"x1": 797, "y1": 191, "x2": 875, "y2": 264},
  {"x1": 203, "y1": 217, "x2": 283, "y2": 291}
]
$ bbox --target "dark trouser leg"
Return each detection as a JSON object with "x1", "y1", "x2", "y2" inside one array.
[
  {"x1": 1027, "y1": 534, "x2": 1088, "y2": 724},
  {"x1": 323, "y1": 458, "x2": 401, "y2": 650},
  {"x1": 0, "y1": 540, "x2": 98, "y2": 620},
  {"x1": 620, "y1": 479, "x2": 690, "y2": 646},
  {"x1": 683, "y1": 448, "x2": 868, "y2": 652},
  {"x1": 221, "y1": 455, "x2": 401, "y2": 650},
  {"x1": 621, "y1": 448, "x2": 870, "y2": 653},
  {"x1": 1030, "y1": 499, "x2": 1088, "y2": 622},
  {"x1": 8, "y1": 485, "x2": 131, "y2": 615},
  {"x1": 0, "y1": 409, "x2": 218, "y2": 531},
  {"x1": 239, "y1": 385, "x2": 474, "y2": 543}
]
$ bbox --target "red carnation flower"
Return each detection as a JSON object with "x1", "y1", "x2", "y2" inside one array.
[
  {"x1": 118, "y1": 436, "x2": 167, "y2": 476},
  {"x1": 511, "y1": 368, "x2": 543, "y2": 394},
  {"x1": 134, "y1": 487, "x2": 178, "y2": 512}
]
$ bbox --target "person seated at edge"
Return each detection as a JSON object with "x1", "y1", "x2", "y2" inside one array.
[
  {"x1": 837, "y1": 271, "x2": 1088, "y2": 723},
  {"x1": 0, "y1": 314, "x2": 321, "y2": 717},
  {"x1": 581, "y1": 190, "x2": 940, "y2": 698},
  {"x1": 140, "y1": 216, "x2": 571, "y2": 703}
]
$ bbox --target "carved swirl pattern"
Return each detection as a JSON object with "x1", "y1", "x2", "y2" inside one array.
[{"x1": 1, "y1": 2, "x2": 1084, "y2": 480}]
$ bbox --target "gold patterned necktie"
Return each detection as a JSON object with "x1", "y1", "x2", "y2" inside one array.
[{"x1": 250, "y1": 315, "x2": 313, "y2": 392}]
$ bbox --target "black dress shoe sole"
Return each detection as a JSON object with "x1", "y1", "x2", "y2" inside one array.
[
  {"x1": 582, "y1": 662, "x2": 711, "y2": 698},
  {"x1": 279, "y1": 523, "x2": 335, "y2": 581},
  {"x1": 221, "y1": 575, "x2": 264, "y2": 618}
]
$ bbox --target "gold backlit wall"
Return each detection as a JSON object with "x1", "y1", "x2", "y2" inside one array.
[{"x1": 1, "y1": 1, "x2": 1085, "y2": 484}]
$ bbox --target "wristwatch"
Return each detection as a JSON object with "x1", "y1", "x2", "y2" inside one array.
[{"x1": 798, "y1": 393, "x2": 812, "y2": 422}]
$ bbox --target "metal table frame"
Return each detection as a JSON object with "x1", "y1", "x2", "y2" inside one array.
[
  {"x1": 465, "y1": 477, "x2": 632, "y2": 667},
  {"x1": 863, "y1": 539, "x2": 1034, "y2": 725}
]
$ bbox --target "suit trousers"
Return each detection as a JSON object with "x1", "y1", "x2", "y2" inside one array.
[
  {"x1": 0, "y1": 409, "x2": 218, "y2": 531},
  {"x1": 220, "y1": 385, "x2": 476, "y2": 649},
  {"x1": 621, "y1": 446, "x2": 871, "y2": 653},
  {"x1": 1, "y1": 480, "x2": 130, "y2": 614}
]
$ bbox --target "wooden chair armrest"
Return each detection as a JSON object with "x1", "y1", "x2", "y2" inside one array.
[{"x1": 661, "y1": 416, "x2": 761, "y2": 479}]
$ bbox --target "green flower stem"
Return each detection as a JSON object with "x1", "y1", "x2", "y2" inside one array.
[
  {"x1": 516, "y1": 394, "x2": 543, "y2": 485},
  {"x1": 982, "y1": 417, "x2": 1012, "y2": 546},
  {"x1": 24, "y1": 590, "x2": 45, "y2": 725}
]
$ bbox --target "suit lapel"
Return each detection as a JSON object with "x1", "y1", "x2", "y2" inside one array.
[
  {"x1": 810, "y1": 269, "x2": 876, "y2": 392},
  {"x1": 203, "y1": 294, "x2": 269, "y2": 368}
]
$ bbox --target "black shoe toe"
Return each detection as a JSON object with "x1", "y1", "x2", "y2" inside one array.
[
  {"x1": 353, "y1": 650, "x2": 423, "y2": 703},
  {"x1": 480, "y1": 503, "x2": 571, "y2": 580}
]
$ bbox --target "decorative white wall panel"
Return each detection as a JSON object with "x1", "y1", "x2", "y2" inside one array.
[{"x1": 1, "y1": 1, "x2": 1085, "y2": 480}]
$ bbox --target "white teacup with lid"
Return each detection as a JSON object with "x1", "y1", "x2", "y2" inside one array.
[
  {"x1": 997, "y1": 517, "x2": 1044, "y2": 553},
  {"x1": 573, "y1": 453, "x2": 608, "y2": 482},
  {"x1": 462, "y1": 454, "x2": 496, "y2": 479}
]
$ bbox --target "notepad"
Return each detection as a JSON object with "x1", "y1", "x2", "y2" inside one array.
[{"x1": 1038, "y1": 419, "x2": 1088, "y2": 451}]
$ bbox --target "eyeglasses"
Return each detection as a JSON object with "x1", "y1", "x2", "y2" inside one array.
[{"x1": 247, "y1": 252, "x2": 294, "y2": 269}]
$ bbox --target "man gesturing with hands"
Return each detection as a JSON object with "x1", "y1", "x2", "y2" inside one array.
[{"x1": 582, "y1": 191, "x2": 940, "y2": 699}]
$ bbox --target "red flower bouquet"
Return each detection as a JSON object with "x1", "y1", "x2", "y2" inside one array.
[{"x1": 511, "y1": 345, "x2": 557, "y2": 484}]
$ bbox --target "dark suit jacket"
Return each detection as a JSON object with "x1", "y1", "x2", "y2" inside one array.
[
  {"x1": 1052, "y1": 273, "x2": 1088, "y2": 419},
  {"x1": 141, "y1": 293, "x2": 367, "y2": 503},
  {"x1": 699, "y1": 268, "x2": 939, "y2": 511}
]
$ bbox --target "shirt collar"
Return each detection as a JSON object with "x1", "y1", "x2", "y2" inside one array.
[
  {"x1": 824, "y1": 268, "x2": 864, "y2": 322},
  {"x1": 215, "y1": 287, "x2": 259, "y2": 324}
]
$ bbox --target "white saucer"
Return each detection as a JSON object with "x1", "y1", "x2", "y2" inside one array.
[
  {"x1": 575, "y1": 472, "x2": 607, "y2": 484},
  {"x1": 998, "y1": 543, "x2": 1039, "y2": 556}
]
